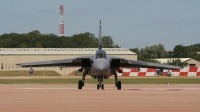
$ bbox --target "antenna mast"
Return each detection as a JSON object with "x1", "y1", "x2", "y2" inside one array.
[{"x1": 59, "y1": 5, "x2": 64, "y2": 36}]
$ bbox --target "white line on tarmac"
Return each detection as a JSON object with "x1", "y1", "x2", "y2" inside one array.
[
  {"x1": 16, "y1": 88, "x2": 200, "y2": 90},
  {"x1": 17, "y1": 88, "x2": 97, "y2": 90}
]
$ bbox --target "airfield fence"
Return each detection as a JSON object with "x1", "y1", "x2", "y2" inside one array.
[{"x1": 117, "y1": 67, "x2": 200, "y2": 77}]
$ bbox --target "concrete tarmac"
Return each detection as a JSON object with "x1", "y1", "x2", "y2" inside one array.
[{"x1": 0, "y1": 84, "x2": 200, "y2": 112}]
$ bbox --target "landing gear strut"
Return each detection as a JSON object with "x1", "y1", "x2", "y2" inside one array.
[
  {"x1": 97, "y1": 76, "x2": 104, "y2": 90},
  {"x1": 78, "y1": 69, "x2": 87, "y2": 89},
  {"x1": 78, "y1": 69, "x2": 121, "y2": 90},
  {"x1": 113, "y1": 70, "x2": 121, "y2": 90}
]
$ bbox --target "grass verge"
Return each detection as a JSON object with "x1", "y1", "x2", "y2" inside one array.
[
  {"x1": 0, "y1": 71, "x2": 61, "y2": 77},
  {"x1": 0, "y1": 77, "x2": 200, "y2": 84}
]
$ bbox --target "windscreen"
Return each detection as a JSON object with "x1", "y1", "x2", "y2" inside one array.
[{"x1": 96, "y1": 52, "x2": 105, "y2": 59}]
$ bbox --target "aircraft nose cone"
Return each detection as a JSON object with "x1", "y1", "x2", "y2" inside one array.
[{"x1": 93, "y1": 59, "x2": 110, "y2": 71}]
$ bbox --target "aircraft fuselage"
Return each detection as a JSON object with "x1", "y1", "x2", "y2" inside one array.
[{"x1": 91, "y1": 58, "x2": 111, "y2": 76}]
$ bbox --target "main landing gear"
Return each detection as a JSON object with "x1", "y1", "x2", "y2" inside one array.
[
  {"x1": 78, "y1": 70, "x2": 87, "y2": 89},
  {"x1": 78, "y1": 69, "x2": 122, "y2": 90},
  {"x1": 113, "y1": 70, "x2": 121, "y2": 90}
]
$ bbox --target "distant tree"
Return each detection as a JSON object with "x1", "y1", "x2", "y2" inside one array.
[
  {"x1": 168, "y1": 59, "x2": 185, "y2": 67},
  {"x1": 27, "y1": 30, "x2": 39, "y2": 47},
  {"x1": 167, "y1": 51, "x2": 173, "y2": 57},
  {"x1": 187, "y1": 44, "x2": 199, "y2": 58},
  {"x1": 156, "y1": 43, "x2": 168, "y2": 58},
  {"x1": 69, "y1": 32, "x2": 98, "y2": 48},
  {"x1": 0, "y1": 30, "x2": 122, "y2": 48},
  {"x1": 142, "y1": 58, "x2": 161, "y2": 63},
  {"x1": 102, "y1": 36, "x2": 114, "y2": 48},
  {"x1": 34, "y1": 42, "x2": 43, "y2": 48},
  {"x1": 19, "y1": 43, "x2": 27, "y2": 48},
  {"x1": 173, "y1": 45, "x2": 189, "y2": 58},
  {"x1": 28, "y1": 30, "x2": 41, "y2": 37},
  {"x1": 193, "y1": 54, "x2": 200, "y2": 61},
  {"x1": 138, "y1": 43, "x2": 167, "y2": 61},
  {"x1": 129, "y1": 47, "x2": 139, "y2": 54},
  {"x1": 112, "y1": 44, "x2": 121, "y2": 48}
]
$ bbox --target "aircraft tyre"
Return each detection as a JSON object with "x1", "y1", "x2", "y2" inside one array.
[
  {"x1": 97, "y1": 84, "x2": 100, "y2": 90},
  {"x1": 78, "y1": 80, "x2": 83, "y2": 89},
  {"x1": 117, "y1": 81, "x2": 121, "y2": 90},
  {"x1": 82, "y1": 82, "x2": 84, "y2": 86},
  {"x1": 101, "y1": 84, "x2": 104, "y2": 90}
]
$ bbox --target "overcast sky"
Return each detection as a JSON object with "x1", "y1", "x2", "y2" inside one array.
[{"x1": 0, "y1": 0, "x2": 200, "y2": 50}]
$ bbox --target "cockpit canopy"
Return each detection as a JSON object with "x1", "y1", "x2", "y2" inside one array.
[{"x1": 95, "y1": 50, "x2": 107, "y2": 59}]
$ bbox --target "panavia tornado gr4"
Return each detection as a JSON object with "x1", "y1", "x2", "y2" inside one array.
[{"x1": 17, "y1": 21, "x2": 180, "y2": 90}]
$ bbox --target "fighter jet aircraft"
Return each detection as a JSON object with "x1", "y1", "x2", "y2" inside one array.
[{"x1": 17, "y1": 21, "x2": 180, "y2": 90}]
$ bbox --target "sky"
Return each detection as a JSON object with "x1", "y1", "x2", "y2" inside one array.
[{"x1": 0, "y1": 0, "x2": 200, "y2": 51}]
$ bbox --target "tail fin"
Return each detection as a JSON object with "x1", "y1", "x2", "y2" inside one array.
[{"x1": 98, "y1": 20, "x2": 102, "y2": 50}]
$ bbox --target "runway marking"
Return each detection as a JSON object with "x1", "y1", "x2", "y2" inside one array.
[
  {"x1": 124, "y1": 88, "x2": 200, "y2": 90},
  {"x1": 0, "y1": 101, "x2": 199, "y2": 107},
  {"x1": 16, "y1": 88, "x2": 200, "y2": 90},
  {"x1": 17, "y1": 88, "x2": 109, "y2": 90}
]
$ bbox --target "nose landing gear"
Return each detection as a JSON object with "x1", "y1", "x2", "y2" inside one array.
[
  {"x1": 97, "y1": 84, "x2": 104, "y2": 90},
  {"x1": 97, "y1": 76, "x2": 104, "y2": 90}
]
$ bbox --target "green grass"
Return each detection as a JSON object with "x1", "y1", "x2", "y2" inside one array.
[
  {"x1": 0, "y1": 71, "x2": 61, "y2": 77},
  {"x1": 0, "y1": 77, "x2": 200, "y2": 84}
]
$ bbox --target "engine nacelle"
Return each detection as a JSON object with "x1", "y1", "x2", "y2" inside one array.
[
  {"x1": 81, "y1": 59, "x2": 91, "y2": 68},
  {"x1": 110, "y1": 59, "x2": 120, "y2": 68}
]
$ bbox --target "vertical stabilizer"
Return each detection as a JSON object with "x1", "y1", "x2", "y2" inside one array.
[{"x1": 98, "y1": 20, "x2": 102, "y2": 50}]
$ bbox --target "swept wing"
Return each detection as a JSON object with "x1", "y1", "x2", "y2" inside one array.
[
  {"x1": 111, "y1": 57, "x2": 180, "y2": 70},
  {"x1": 16, "y1": 56, "x2": 92, "y2": 67}
]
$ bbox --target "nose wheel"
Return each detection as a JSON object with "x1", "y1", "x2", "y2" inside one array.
[
  {"x1": 97, "y1": 84, "x2": 104, "y2": 90},
  {"x1": 97, "y1": 76, "x2": 104, "y2": 90}
]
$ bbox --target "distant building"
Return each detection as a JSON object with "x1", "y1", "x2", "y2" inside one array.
[
  {"x1": 155, "y1": 58, "x2": 200, "y2": 67},
  {"x1": 0, "y1": 48, "x2": 137, "y2": 75}
]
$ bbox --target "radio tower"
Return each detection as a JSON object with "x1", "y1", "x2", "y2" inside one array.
[{"x1": 59, "y1": 5, "x2": 64, "y2": 36}]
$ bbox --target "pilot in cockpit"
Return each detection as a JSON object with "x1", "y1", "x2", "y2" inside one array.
[{"x1": 96, "y1": 52, "x2": 106, "y2": 59}]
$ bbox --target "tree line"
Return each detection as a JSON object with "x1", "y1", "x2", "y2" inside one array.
[
  {"x1": 0, "y1": 30, "x2": 119, "y2": 48},
  {"x1": 0, "y1": 30, "x2": 199, "y2": 63},
  {"x1": 129, "y1": 43, "x2": 200, "y2": 65}
]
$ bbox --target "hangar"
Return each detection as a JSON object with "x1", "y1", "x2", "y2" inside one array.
[
  {"x1": 155, "y1": 58, "x2": 200, "y2": 67},
  {"x1": 0, "y1": 48, "x2": 137, "y2": 75}
]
